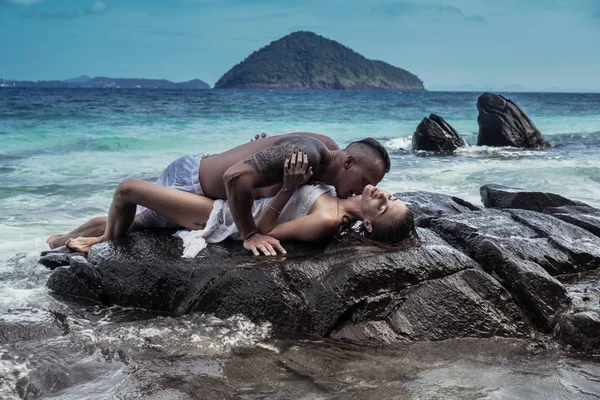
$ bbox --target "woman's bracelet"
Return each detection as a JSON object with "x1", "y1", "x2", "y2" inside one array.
[
  {"x1": 244, "y1": 231, "x2": 259, "y2": 241},
  {"x1": 267, "y1": 203, "x2": 281, "y2": 215}
]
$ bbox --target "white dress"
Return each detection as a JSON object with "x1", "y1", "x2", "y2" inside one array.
[{"x1": 175, "y1": 183, "x2": 336, "y2": 257}]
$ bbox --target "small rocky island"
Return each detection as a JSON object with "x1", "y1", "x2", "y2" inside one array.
[{"x1": 214, "y1": 31, "x2": 425, "y2": 90}]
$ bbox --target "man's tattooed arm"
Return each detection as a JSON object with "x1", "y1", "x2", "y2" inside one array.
[
  {"x1": 223, "y1": 136, "x2": 327, "y2": 240},
  {"x1": 243, "y1": 136, "x2": 326, "y2": 187}
]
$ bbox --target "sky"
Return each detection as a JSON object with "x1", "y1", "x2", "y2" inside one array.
[{"x1": 1, "y1": 0, "x2": 599, "y2": 91}]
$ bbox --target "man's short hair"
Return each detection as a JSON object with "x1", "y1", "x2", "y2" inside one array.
[{"x1": 345, "y1": 138, "x2": 391, "y2": 173}]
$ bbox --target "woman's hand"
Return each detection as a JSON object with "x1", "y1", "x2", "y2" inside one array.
[{"x1": 283, "y1": 150, "x2": 313, "y2": 191}]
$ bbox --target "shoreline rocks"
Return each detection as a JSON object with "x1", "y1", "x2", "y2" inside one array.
[
  {"x1": 412, "y1": 114, "x2": 466, "y2": 152},
  {"x1": 477, "y1": 93, "x2": 550, "y2": 148},
  {"x1": 42, "y1": 186, "x2": 600, "y2": 352}
]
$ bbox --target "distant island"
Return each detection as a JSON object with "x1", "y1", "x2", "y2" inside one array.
[
  {"x1": 4, "y1": 76, "x2": 210, "y2": 89},
  {"x1": 215, "y1": 31, "x2": 424, "y2": 90}
]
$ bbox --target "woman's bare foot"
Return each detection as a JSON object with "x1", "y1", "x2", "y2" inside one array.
[
  {"x1": 46, "y1": 234, "x2": 64, "y2": 249},
  {"x1": 65, "y1": 236, "x2": 103, "y2": 253}
]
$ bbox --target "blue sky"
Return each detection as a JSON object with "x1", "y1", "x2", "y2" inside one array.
[{"x1": 1, "y1": 0, "x2": 599, "y2": 90}]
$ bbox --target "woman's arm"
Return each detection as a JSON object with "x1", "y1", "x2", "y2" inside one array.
[
  {"x1": 266, "y1": 212, "x2": 339, "y2": 242},
  {"x1": 256, "y1": 150, "x2": 313, "y2": 234}
]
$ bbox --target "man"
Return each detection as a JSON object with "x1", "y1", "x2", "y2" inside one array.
[
  {"x1": 48, "y1": 132, "x2": 390, "y2": 256},
  {"x1": 202, "y1": 132, "x2": 390, "y2": 255}
]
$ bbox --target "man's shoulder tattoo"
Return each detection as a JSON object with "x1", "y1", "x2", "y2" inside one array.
[{"x1": 243, "y1": 136, "x2": 327, "y2": 186}]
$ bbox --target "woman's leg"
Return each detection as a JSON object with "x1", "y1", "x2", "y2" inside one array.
[
  {"x1": 66, "y1": 179, "x2": 215, "y2": 253},
  {"x1": 47, "y1": 216, "x2": 107, "y2": 249}
]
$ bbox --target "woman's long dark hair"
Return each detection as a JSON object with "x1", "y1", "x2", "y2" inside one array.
[{"x1": 334, "y1": 208, "x2": 421, "y2": 251}]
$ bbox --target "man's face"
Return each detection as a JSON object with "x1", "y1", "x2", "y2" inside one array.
[{"x1": 336, "y1": 161, "x2": 385, "y2": 199}]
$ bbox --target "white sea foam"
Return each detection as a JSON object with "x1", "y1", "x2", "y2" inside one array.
[
  {"x1": 0, "y1": 349, "x2": 31, "y2": 400},
  {"x1": 384, "y1": 136, "x2": 413, "y2": 152},
  {"x1": 73, "y1": 313, "x2": 272, "y2": 356}
]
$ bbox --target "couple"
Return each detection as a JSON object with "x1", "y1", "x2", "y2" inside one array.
[{"x1": 47, "y1": 132, "x2": 420, "y2": 256}]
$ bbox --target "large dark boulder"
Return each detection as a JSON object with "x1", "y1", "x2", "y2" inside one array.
[
  {"x1": 43, "y1": 188, "x2": 600, "y2": 351},
  {"x1": 477, "y1": 93, "x2": 550, "y2": 148},
  {"x1": 412, "y1": 114, "x2": 466, "y2": 152},
  {"x1": 45, "y1": 229, "x2": 533, "y2": 342}
]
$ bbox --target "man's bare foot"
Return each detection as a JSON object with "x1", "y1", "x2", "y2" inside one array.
[
  {"x1": 46, "y1": 234, "x2": 64, "y2": 249},
  {"x1": 65, "y1": 236, "x2": 103, "y2": 253}
]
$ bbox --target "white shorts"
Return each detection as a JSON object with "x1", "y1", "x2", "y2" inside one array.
[{"x1": 134, "y1": 154, "x2": 204, "y2": 228}]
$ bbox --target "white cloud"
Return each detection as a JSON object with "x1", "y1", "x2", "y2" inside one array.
[
  {"x1": 6, "y1": 0, "x2": 46, "y2": 5},
  {"x1": 90, "y1": 0, "x2": 107, "y2": 13}
]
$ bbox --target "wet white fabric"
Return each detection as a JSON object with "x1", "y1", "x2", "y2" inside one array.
[{"x1": 175, "y1": 183, "x2": 335, "y2": 258}]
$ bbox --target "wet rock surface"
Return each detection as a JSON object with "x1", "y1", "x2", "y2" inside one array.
[
  {"x1": 481, "y1": 184, "x2": 589, "y2": 212},
  {"x1": 0, "y1": 309, "x2": 69, "y2": 344},
  {"x1": 477, "y1": 93, "x2": 550, "y2": 148},
  {"x1": 412, "y1": 114, "x2": 466, "y2": 152},
  {"x1": 545, "y1": 205, "x2": 600, "y2": 238},
  {"x1": 43, "y1": 187, "x2": 600, "y2": 352},
  {"x1": 396, "y1": 191, "x2": 481, "y2": 226}
]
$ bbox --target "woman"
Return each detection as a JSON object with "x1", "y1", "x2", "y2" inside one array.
[{"x1": 50, "y1": 150, "x2": 420, "y2": 255}]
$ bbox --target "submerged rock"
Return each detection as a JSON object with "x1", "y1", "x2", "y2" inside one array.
[
  {"x1": 412, "y1": 114, "x2": 466, "y2": 152},
  {"x1": 477, "y1": 93, "x2": 550, "y2": 148},
  {"x1": 0, "y1": 309, "x2": 69, "y2": 344},
  {"x1": 44, "y1": 188, "x2": 600, "y2": 351}
]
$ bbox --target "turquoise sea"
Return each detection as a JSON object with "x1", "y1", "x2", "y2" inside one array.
[{"x1": 1, "y1": 88, "x2": 600, "y2": 398}]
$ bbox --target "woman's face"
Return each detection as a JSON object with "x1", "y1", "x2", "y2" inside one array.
[{"x1": 360, "y1": 184, "x2": 408, "y2": 228}]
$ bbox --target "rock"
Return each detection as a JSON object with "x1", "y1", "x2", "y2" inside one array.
[
  {"x1": 331, "y1": 269, "x2": 530, "y2": 343},
  {"x1": 0, "y1": 309, "x2": 69, "y2": 344},
  {"x1": 480, "y1": 184, "x2": 588, "y2": 212},
  {"x1": 555, "y1": 270, "x2": 600, "y2": 351},
  {"x1": 412, "y1": 114, "x2": 466, "y2": 152},
  {"x1": 46, "y1": 258, "x2": 102, "y2": 304},
  {"x1": 46, "y1": 229, "x2": 533, "y2": 342},
  {"x1": 556, "y1": 311, "x2": 600, "y2": 352},
  {"x1": 38, "y1": 253, "x2": 71, "y2": 270},
  {"x1": 477, "y1": 93, "x2": 550, "y2": 148},
  {"x1": 40, "y1": 245, "x2": 71, "y2": 256},
  {"x1": 428, "y1": 208, "x2": 600, "y2": 329},
  {"x1": 43, "y1": 188, "x2": 600, "y2": 350},
  {"x1": 396, "y1": 191, "x2": 480, "y2": 226},
  {"x1": 544, "y1": 205, "x2": 600, "y2": 238}
]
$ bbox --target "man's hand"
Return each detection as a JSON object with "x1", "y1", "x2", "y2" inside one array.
[{"x1": 243, "y1": 233, "x2": 286, "y2": 256}]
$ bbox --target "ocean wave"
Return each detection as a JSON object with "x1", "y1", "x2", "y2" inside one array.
[
  {"x1": 0, "y1": 183, "x2": 116, "y2": 199},
  {"x1": 0, "y1": 167, "x2": 16, "y2": 174},
  {"x1": 0, "y1": 154, "x2": 23, "y2": 162},
  {"x1": 384, "y1": 137, "x2": 413, "y2": 152},
  {"x1": 82, "y1": 136, "x2": 144, "y2": 151}
]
